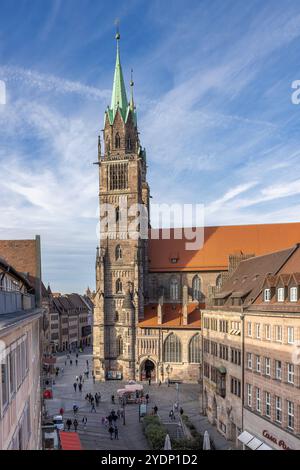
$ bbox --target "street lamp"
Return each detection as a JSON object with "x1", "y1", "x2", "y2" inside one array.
[{"x1": 122, "y1": 397, "x2": 126, "y2": 425}]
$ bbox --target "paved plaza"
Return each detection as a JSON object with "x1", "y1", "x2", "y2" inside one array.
[{"x1": 45, "y1": 348, "x2": 231, "y2": 450}]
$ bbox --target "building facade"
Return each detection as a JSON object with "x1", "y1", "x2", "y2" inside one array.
[
  {"x1": 50, "y1": 293, "x2": 92, "y2": 352},
  {"x1": 201, "y1": 309, "x2": 243, "y2": 443},
  {"x1": 203, "y1": 244, "x2": 300, "y2": 450},
  {"x1": 0, "y1": 257, "x2": 42, "y2": 450}
]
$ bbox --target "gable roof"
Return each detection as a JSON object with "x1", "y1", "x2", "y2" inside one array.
[
  {"x1": 139, "y1": 303, "x2": 202, "y2": 329},
  {"x1": 215, "y1": 245, "x2": 298, "y2": 308},
  {"x1": 148, "y1": 222, "x2": 300, "y2": 272}
]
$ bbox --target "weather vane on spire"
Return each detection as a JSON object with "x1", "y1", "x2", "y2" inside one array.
[{"x1": 114, "y1": 18, "x2": 120, "y2": 40}]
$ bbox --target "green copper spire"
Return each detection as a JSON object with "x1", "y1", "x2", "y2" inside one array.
[{"x1": 109, "y1": 31, "x2": 128, "y2": 123}]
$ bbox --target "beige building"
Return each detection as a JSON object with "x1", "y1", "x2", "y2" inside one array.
[
  {"x1": 0, "y1": 257, "x2": 42, "y2": 450},
  {"x1": 201, "y1": 309, "x2": 243, "y2": 442},
  {"x1": 203, "y1": 244, "x2": 300, "y2": 450}
]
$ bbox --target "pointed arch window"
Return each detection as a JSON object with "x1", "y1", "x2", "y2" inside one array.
[
  {"x1": 115, "y1": 132, "x2": 121, "y2": 149},
  {"x1": 116, "y1": 245, "x2": 122, "y2": 260},
  {"x1": 116, "y1": 278, "x2": 122, "y2": 294},
  {"x1": 116, "y1": 206, "x2": 120, "y2": 222},
  {"x1": 164, "y1": 333, "x2": 182, "y2": 363},
  {"x1": 192, "y1": 275, "x2": 201, "y2": 301},
  {"x1": 116, "y1": 336, "x2": 123, "y2": 357},
  {"x1": 115, "y1": 311, "x2": 119, "y2": 322},
  {"x1": 126, "y1": 136, "x2": 132, "y2": 150},
  {"x1": 170, "y1": 278, "x2": 179, "y2": 301},
  {"x1": 189, "y1": 334, "x2": 201, "y2": 363}
]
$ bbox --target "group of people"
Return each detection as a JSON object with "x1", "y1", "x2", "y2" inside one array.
[
  {"x1": 102, "y1": 410, "x2": 120, "y2": 440},
  {"x1": 65, "y1": 415, "x2": 88, "y2": 432},
  {"x1": 85, "y1": 392, "x2": 101, "y2": 412}
]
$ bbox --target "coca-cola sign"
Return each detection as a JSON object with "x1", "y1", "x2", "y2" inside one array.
[{"x1": 262, "y1": 430, "x2": 291, "y2": 450}]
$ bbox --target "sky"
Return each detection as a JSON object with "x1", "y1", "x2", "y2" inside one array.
[{"x1": 1, "y1": 0, "x2": 300, "y2": 293}]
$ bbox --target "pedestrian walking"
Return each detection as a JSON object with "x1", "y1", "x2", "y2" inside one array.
[
  {"x1": 108, "y1": 426, "x2": 114, "y2": 440},
  {"x1": 180, "y1": 407, "x2": 184, "y2": 416},
  {"x1": 82, "y1": 416, "x2": 87, "y2": 431},
  {"x1": 76, "y1": 353, "x2": 78, "y2": 359},
  {"x1": 66, "y1": 418, "x2": 72, "y2": 431},
  {"x1": 59, "y1": 407, "x2": 64, "y2": 416},
  {"x1": 111, "y1": 394, "x2": 115, "y2": 404},
  {"x1": 169, "y1": 410, "x2": 174, "y2": 420},
  {"x1": 61, "y1": 367, "x2": 64, "y2": 374},
  {"x1": 104, "y1": 417, "x2": 108, "y2": 427},
  {"x1": 145, "y1": 393, "x2": 149, "y2": 404},
  {"x1": 79, "y1": 374, "x2": 82, "y2": 383},
  {"x1": 73, "y1": 403, "x2": 78, "y2": 415},
  {"x1": 78, "y1": 383, "x2": 82, "y2": 392},
  {"x1": 93, "y1": 374, "x2": 96, "y2": 384},
  {"x1": 73, "y1": 419, "x2": 78, "y2": 432},
  {"x1": 117, "y1": 409, "x2": 121, "y2": 419},
  {"x1": 76, "y1": 375, "x2": 79, "y2": 382},
  {"x1": 64, "y1": 360, "x2": 67, "y2": 366},
  {"x1": 91, "y1": 403, "x2": 96, "y2": 413},
  {"x1": 73, "y1": 382, "x2": 77, "y2": 392},
  {"x1": 114, "y1": 426, "x2": 119, "y2": 440},
  {"x1": 153, "y1": 405, "x2": 158, "y2": 415},
  {"x1": 148, "y1": 377, "x2": 151, "y2": 386},
  {"x1": 70, "y1": 359, "x2": 73, "y2": 366},
  {"x1": 76, "y1": 359, "x2": 78, "y2": 366},
  {"x1": 86, "y1": 359, "x2": 89, "y2": 367}
]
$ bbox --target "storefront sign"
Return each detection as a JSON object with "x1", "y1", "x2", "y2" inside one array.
[{"x1": 262, "y1": 430, "x2": 291, "y2": 450}]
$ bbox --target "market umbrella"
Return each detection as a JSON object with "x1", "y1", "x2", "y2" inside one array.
[
  {"x1": 164, "y1": 434, "x2": 172, "y2": 450},
  {"x1": 203, "y1": 430, "x2": 211, "y2": 450}
]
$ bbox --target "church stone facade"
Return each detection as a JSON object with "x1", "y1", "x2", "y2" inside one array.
[{"x1": 93, "y1": 33, "x2": 300, "y2": 384}]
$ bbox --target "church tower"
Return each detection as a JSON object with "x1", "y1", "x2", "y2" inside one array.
[{"x1": 93, "y1": 31, "x2": 150, "y2": 381}]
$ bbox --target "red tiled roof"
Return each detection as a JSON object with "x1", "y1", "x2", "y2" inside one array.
[
  {"x1": 148, "y1": 222, "x2": 300, "y2": 272},
  {"x1": 139, "y1": 303, "x2": 202, "y2": 329}
]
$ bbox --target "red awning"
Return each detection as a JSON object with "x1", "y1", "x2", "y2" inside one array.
[{"x1": 59, "y1": 431, "x2": 83, "y2": 450}]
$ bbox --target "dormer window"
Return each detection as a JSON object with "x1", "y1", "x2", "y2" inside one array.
[
  {"x1": 277, "y1": 287, "x2": 285, "y2": 302},
  {"x1": 290, "y1": 287, "x2": 298, "y2": 302},
  {"x1": 264, "y1": 288, "x2": 271, "y2": 302}
]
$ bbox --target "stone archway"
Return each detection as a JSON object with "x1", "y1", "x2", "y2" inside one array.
[{"x1": 140, "y1": 359, "x2": 156, "y2": 381}]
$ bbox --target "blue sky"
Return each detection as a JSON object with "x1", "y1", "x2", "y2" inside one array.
[{"x1": 1, "y1": 0, "x2": 300, "y2": 293}]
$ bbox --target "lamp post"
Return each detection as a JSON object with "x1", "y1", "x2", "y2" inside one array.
[{"x1": 122, "y1": 397, "x2": 126, "y2": 425}]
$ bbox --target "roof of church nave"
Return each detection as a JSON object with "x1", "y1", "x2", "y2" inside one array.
[{"x1": 148, "y1": 221, "x2": 300, "y2": 272}]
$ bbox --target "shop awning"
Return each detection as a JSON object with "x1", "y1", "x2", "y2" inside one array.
[
  {"x1": 59, "y1": 431, "x2": 82, "y2": 450},
  {"x1": 238, "y1": 431, "x2": 272, "y2": 450}
]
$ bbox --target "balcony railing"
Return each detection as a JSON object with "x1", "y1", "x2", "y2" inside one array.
[{"x1": 0, "y1": 290, "x2": 35, "y2": 315}]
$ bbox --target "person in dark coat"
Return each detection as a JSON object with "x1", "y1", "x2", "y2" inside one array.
[
  {"x1": 73, "y1": 382, "x2": 77, "y2": 392},
  {"x1": 109, "y1": 425, "x2": 114, "y2": 440},
  {"x1": 66, "y1": 418, "x2": 72, "y2": 431},
  {"x1": 73, "y1": 419, "x2": 78, "y2": 431},
  {"x1": 114, "y1": 426, "x2": 119, "y2": 440}
]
